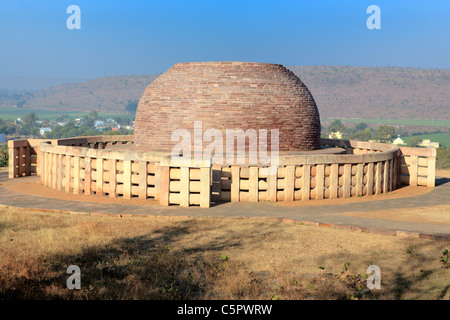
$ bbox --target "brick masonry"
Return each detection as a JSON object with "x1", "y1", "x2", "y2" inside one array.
[{"x1": 134, "y1": 62, "x2": 321, "y2": 152}]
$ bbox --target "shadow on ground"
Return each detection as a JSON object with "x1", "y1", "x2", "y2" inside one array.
[
  {"x1": 435, "y1": 177, "x2": 450, "y2": 187},
  {"x1": 313, "y1": 240, "x2": 450, "y2": 300},
  {"x1": 0, "y1": 219, "x2": 267, "y2": 299},
  {"x1": 0, "y1": 219, "x2": 448, "y2": 300}
]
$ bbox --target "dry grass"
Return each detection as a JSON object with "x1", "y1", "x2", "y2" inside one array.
[
  {"x1": 0, "y1": 207, "x2": 449, "y2": 300},
  {"x1": 436, "y1": 169, "x2": 450, "y2": 179}
]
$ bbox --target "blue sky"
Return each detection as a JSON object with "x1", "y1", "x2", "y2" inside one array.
[{"x1": 0, "y1": 0, "x2": 448, "y2": 81}]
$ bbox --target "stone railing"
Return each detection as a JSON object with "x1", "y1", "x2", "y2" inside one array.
[
  {"x1": 8, "y1": 136, "x2": 436, "y2": 207},
  {"x1": 37, "y1": 136, "x2": 212, "y2": 207},
  {"x1": 7, "y1": 138, "x2": 57, "y2": 178},
  {"x1": 40, "y1": 141, "x2": 161, "y2": 200},
  {"x1": 159, "y1": 157, "x2": 211, "y2": 208},
  {"x1": 398, "y1": 146, "x2": 436, "y2": 187},
  {"x1": 321, "y1": 139, "x2": 436, "y2": 187},
  {"x1": 55, "y1": 135, "x2": 134, "y2": 148},
  {"x1": 213, "y1": 139, "x2": 403, "y2": 202}
]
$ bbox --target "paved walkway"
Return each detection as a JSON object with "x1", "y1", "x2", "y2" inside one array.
[{"x1": 0, "y1": 173, "x2": 449, "y2": 240}]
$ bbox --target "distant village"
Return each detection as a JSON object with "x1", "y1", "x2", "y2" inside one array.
[
  {"x1": 0, "y1": 115, "x2": 448, "y2": 170},
  {"x1": 323, "y1": 119, "x2": 442, "y2": 149},
  {"x1": 0, "y1": 111, "x2": 134, "y2": 143},
  {"x1": 0, "y1": 114, "x2": 443, "y2": 149},
  {"x1": 328, "y1": 130, "x2": 440, "y2": 149},
  {"x1": 33, "y1": 117, "x2": 135, "y2": 136}
]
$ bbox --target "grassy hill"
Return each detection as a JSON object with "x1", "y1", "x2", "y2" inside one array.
[
  {"x1": 289, "y1": 66, "x2": 450, "y2": 120},
  {"x1": 0, "y1": 74, "x2": 159, "y2": 114},
  {"x1": 1, "y1": 66, "x2": 449, "y2": 119}
]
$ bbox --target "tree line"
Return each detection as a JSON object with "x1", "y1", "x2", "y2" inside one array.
[
  {"x1": 0, "y1": 111, "x2": 133, "y2": 139},
  {"x1": 324, "y1": 119, "x2": 400, "y2": 144},
  {"x1": 324, "y1": 119, "x2": 450, "y2": 169}
]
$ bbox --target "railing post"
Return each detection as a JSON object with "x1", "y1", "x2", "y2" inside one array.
[
  {"x1": 158, "y1": 156, "x2": 211, "y2": 207},
  {"x1": 138, "y1": 161, "x2": 148, "y2": 199},
  {"x1": 25, "y1": 145, "x2": 31, "y2": 176},
  {"x1": 108, "y1": 159, "x2": 117, "y2": 197},
  {"x1": 7, "y1": 140, "x2": 15, "y2": 178},
  {"x1": 159, "y1": 158, "x2": 170, "y2": 206},
  {"x1": 200, "y1": 166, "x2": 211, "y2": 208},
  {"x1": 231, "y1": 166, "x2": 240, "y2": 202},
  {"x1": 427, "y1": 148, "x2": 436, "y2": 187},
  {"x1": 84, "y1": 157, "x2": 92, "y2": 195},
  {"x1": 409, "y1": 155, "x2": 418, "y2": 187}
]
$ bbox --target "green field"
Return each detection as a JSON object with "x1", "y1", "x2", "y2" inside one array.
[
  {"x1": 0, "y1": 107, "x2": 134, "y2": 121},
  {"x1": 322, "y1": 118, "x2": 450, "y2": 127},
  {"x1": 403, "y1": 132, "x2": 450, "y2": 148}
]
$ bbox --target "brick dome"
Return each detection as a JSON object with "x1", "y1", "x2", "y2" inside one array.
[{"x1": 134, "y1": 62, "x2": 321, "y2": 152}]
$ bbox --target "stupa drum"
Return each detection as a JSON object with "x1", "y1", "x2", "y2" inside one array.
[{"x1": 134, "y1": 62, "x2": 321, "y2": 153}]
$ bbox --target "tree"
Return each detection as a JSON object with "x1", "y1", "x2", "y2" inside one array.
[
  {"x1": 373, "y1": 125, "x2": 396, "y2": 143},
  {"x1": 327, "y1": 120, "x2": 347, "y2": 136},
  {"x1": 16, "y1": 100, "x2": 26, "y2": 108},
  {"x1": 0, "y1": 122, "x2": 16, "y2": 135},
  {"x1": 436, "y1": 147, "x2": 450, "y2": 169},
  {"x1": 113, "y1": 116, "x2": 132, "y2": 125},
  {"x1": 23, "y1": 112, "x2": 38, "y2": 126},
  {"x1": 82, "y1": 111, "x2": 98, "y2": 127},
  {"x1": 0, "y1": 143, "x2": 8, "y2": 167},
  {"x1": 407, "y1": 136, "x2": 422, "y2": 147},
  {"x1": 125, "y1": 99, "x2": 139, "y2": 113},
  {"x1": 88, "y1": 111, "x2": 99, "y2": 120},
  {"x1": 354, "y1": 122, "x2": 368, "y2": 132},
  {"x1": 348, "y1": 127, "x2": 373, "y2": 141},
  {"x1": 18, "y1": 112, "x2": 39, "y2": 137},
  {"x1": 0, "y1": 119, "x2": 16, "y2": 135},
  {"x1": 79, "y1": 129, "x2": 101, "y2": 137}
]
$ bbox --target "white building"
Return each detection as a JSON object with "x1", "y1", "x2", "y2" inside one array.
[
  {"x1": 419, "y1": 139, "x2": 439, "y2": 148},
  {"x1": 95, "y1": 120, "x2": 105, "y2": 128},
  {"x1": 40, "y1": 127, "x2": 52, "y2": 135},
  {"x1": 328, "y1": 131, "x2": 343, "y2": 139},
  {"x1": 392, "y1": 135, "x2": 406, "y2": 146}
]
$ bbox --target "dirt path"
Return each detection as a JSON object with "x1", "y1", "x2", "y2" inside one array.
[
  {"x1": 0, "y1": 177, "x2": 431, "y2": 208},
  {"x1": 0, "y1": 170, "x2": 449, "y2": 240}
]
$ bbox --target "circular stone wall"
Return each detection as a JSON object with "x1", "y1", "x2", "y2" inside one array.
[{"x1": 134, "y1": 62, "x2": 321, "y2": 152}]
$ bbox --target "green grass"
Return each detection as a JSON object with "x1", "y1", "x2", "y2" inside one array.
[
  {"x1": 0, "y1": 107, "x2": 134, "y2": 121},
  {"x1": 403, "y1": 133, "x2": 450, "y2": 148},
  {"x1": 323, "y1": 118, "x2": 450, "y2": 128}
]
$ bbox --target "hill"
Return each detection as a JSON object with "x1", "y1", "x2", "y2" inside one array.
[
  {"x1": 0, "y1": 66, "x2": 449, "y2": 119},
  {"x1": 0, "y1": 74, "x2": 160, "y2": 114},
  {"x1": 289, "y1": 66, "x2": 450, "y2": 120}
]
